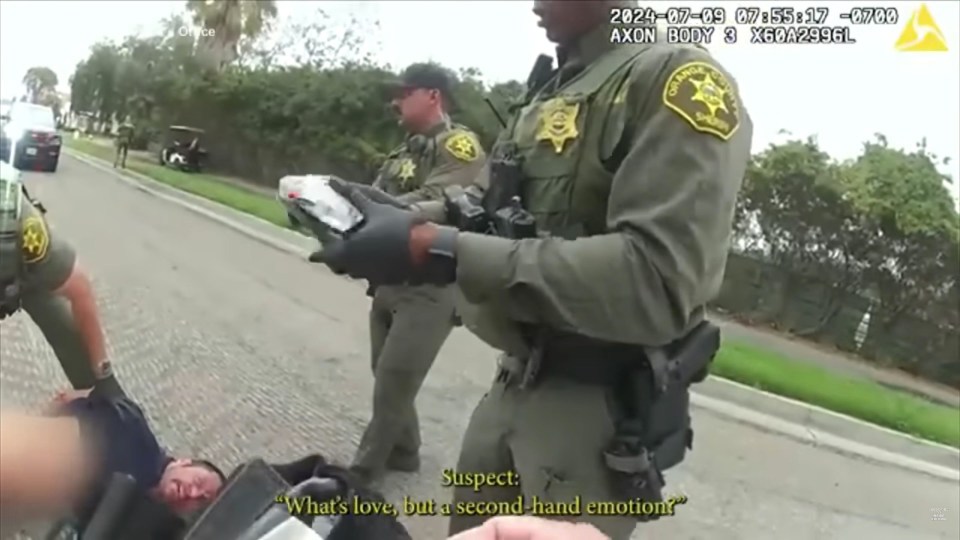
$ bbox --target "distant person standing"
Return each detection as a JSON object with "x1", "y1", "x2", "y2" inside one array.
[{"x1": 114, "y1": 123, "x2": 133, "y2": 169}]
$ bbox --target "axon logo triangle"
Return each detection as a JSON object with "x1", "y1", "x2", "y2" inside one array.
[{"x1": 894, "y1": 3, "x2": 948, "y2": 52}]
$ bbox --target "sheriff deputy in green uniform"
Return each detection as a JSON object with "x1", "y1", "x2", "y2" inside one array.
[
  {"x1": 114, "y1": 122, "x2": 133, "y2": 169},
  {"x1": 312, "y1": 1, "x2": 752, "y2": 537},
  {"x1": 344, "y1": 63, "x2": 486, "y2": 485},
  {"x1": 0, "y1": 160, "x2": 126, "y2": 397}
]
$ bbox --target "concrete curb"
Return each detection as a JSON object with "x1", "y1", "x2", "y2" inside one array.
[
  {"x1": 694, "y1": 376, "x2": 959, "y2": 473},
  {"x1": 63, "y1": 150, "x2": 960, "y2": 483},
  {"x1": 691, "y1": 393, "x2": 958, "y2": 481}
]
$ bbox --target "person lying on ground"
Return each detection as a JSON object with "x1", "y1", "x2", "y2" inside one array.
[
  {"x1": 0, "y1": 388, "x2": 225, "y2": 521},
  {"x1": 1, "y1": 408, "x2": 605, "y2": 540}
]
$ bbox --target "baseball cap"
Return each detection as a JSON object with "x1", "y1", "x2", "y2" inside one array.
[{"x1": 385, "y1": 63, "x2": 455, "y2": 104}]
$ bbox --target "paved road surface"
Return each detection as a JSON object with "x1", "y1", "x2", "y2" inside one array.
[
  {"x1": 2, "y1": 155, "x2": 957, "y2": 539},
  {"x1": 85, "y1": 137, "x2": 960, "y2": 407}
]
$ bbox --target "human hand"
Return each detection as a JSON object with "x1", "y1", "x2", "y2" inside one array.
[
  {"x1": 46, "y1": 388, "x2": 92, "y2": 412},
  {"x1": 312, "y1": 178, "x2": 424, "y2": 284},
  {"x1": 92, "y1": 362, "x2": 127, "y2": 398},
  {"x1": 447, "y1": 516, "x2": 611, "y2": 540},
  {"x1": 55, "y1": 388, "x2": 92, "y2": 403}
]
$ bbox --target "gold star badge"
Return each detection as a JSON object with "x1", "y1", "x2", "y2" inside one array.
[
  {"x1": 397, "y1": 158, "x2": 417, "y2": 188},
  {"x1": 21, "y1": 216, "x2": 50, "y2": 263},
  {"x1": 536, "y1": 97, "x2": 581, "y2": 154},
  {"x1": 690, "y1": 74, "x2": 729, "y2": 117}
]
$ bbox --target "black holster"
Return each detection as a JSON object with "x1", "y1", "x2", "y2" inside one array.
[{"x1": 602, "y1": 321, "x2": 720, "y2": 520}]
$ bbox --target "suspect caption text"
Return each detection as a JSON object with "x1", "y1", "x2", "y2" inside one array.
[{"x1": 275, "y1": 494, "x2": 689, "y2": 518}]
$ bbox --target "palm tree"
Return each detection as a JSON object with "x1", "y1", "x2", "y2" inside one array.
[
  {"x1": 22, "y1": 66, "x2": 59, "y2": 104},
  {"x1": 185, "y1": 0, "x2": 278, "y2": 71}
]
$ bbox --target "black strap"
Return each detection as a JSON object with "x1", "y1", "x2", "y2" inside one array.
[{"x1": 21, "y1": 184, "x2": 46, "y2": 214}]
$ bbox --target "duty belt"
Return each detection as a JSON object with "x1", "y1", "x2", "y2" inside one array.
[
  {"x1": 496, "y1": 326, "x2": 643, "y2": 387},
  {"x1": 498, "y1": 322, "x2": 717, "y2": 389}
]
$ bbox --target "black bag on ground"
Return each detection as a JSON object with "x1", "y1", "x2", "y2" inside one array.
[{"x1": 183, "y1": 454, "x2": 412, "y2": 540}]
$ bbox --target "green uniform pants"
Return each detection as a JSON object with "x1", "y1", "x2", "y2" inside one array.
[
  {"x1": 447, "y1": 359, "x2": 637, "y2": 540},
  {"x1": 351, "y1": 284, "x2": 455, "y2": 475},
  {"x1": 114, "y1": 143, "x2": 129, "y2": 168},
  {"x1": 22, "y1": 291, "x2": 97, "y2": 389}
]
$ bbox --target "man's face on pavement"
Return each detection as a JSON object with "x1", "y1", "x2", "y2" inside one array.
[
  {"x1": 155, "y1": 459, "x2": 224, "y2": 514},
  {"x1": 391, "y1": 86, "x2": 440, "y2": 133}
]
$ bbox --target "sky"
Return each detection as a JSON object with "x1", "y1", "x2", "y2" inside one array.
[{"x1": 1, "y1": 0, "x2": 957, "y2": 200}]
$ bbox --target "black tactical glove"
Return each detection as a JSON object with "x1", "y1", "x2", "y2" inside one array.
[
  {"x1": 348, "y1": 182, "x2": 410, "y2": 210},
  {"x1": 90, "y1": 362, "x2": 127, "y2": 399},
  {"x1": 305, "y1": 180, "x2": 411, "y2": 270},
  {"x1": 311, "y1": 179, "x2": 457, "y2": 286}
]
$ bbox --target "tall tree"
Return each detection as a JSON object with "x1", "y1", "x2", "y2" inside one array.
[
  {"x1": 22, "y1": 66, "x2": 59, "y2": 104},
  {"x1": 68, "y1": 43, "x2": 123, "y2": 124},
  {"x1": 734, "y1": 137, "x2": 876, "y2": 332},
  {"x1": 186, "y1": 0, "x2": 278, "y2": 71},
  {"x1": 843, "y1": 136, "x2": 959, "y2": 336}
]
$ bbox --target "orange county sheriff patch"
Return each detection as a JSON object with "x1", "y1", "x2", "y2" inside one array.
[
  {"x1": 536, "y1": 97, "x2": 580, "y2": 154},
  {"x1": 445, "y1": 132, "x2": 480, "y2": 162},
  {"x1": 21, "y1": 216, "x2": 50, "y2": 263},
  {"x1": 662, "y1": 61, "x2": 740, "y2": 141}
]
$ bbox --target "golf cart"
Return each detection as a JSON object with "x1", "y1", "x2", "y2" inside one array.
[{"x1": 159, "y1": 125, "x2": 207, "y2": 173}]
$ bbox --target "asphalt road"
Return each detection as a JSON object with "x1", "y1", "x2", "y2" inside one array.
[{"x1": 1, "y1": 155, "x2": 957, "y2": 540}]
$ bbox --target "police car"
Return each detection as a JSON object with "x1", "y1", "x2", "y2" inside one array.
[{"x1": 0, "y1": 102, "x2": 61, "y2": 172}]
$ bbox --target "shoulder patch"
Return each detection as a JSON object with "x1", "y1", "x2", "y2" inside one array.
[
  {"x1": 443, "y1": 131, "x2": 480, "y2": 162},
  {"x1": 21, "y1": 215, "x2": 50, "y2": 263},
  {"x1": 662, "y1": 61, "x2": 740, "y2": 141}
]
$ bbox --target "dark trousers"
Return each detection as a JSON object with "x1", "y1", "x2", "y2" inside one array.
[{"x1": 114, "y1": 143, "x2": 129, "y2": 168}]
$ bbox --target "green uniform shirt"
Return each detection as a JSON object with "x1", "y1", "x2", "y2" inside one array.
[
  {"x1": 372, "y1": 121, "x2": 486, "y2": 308},
  {"x1": 1, "y1": 160, "x2": 76, "y2": 301},
  {"x1": 454, "y1": 28, "x2": 753, "y2": 349},
  {"x1": 116, "y1": 125, "x2": 133, "y2": 147},
  {"x1": 19, "y1": 194, "x2": 77, "y2": 294},
  {"x1": 374, "y1": 121, "x2": 486, "y2": 219}
]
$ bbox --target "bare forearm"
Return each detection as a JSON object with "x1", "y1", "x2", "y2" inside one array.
[
  {"x1": 57, "y1": 265, "x2": 108, "y2": 373},
  {"x1": 0, "y1": 412, "x2": 95, "y2": 513}
]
